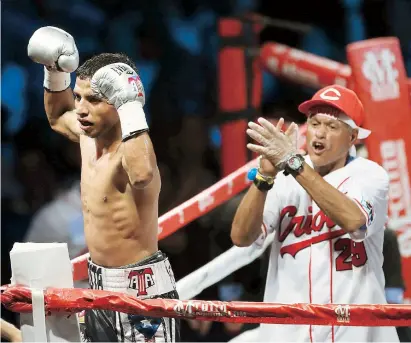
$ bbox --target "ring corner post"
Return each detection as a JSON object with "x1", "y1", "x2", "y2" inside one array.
[
  {"x1": 10, "y1": 242, "x2": 81, "y2": 342},
  {"x1": 218, "y1": 17, "x2": 262, "y2": 176}
]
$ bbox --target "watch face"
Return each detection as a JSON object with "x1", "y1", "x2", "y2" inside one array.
[{"x1": 289, "y1": 156, "x2": 303, "y2": 170}]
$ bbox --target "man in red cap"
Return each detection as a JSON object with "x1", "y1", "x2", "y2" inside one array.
[{"x1": 231, "y1": 85, "x2": 399, "y2": 342}]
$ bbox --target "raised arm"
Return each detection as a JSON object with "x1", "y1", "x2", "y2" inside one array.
[
  {"x1": 91, "y1": 62, "x2": 154, "y2": 188},
  {"x1": 44, "y1": 89, "x2": 81, "y2": 141},
  {"x1": 231, "y1": 156, "x2": 278, "y2": 246},
  {"x1": 231, "y1": 119, "x2": 293, "y2": 246},
  {"x1": 122, "y1": 132, "x2": 156, "y2": 189},
  {"x1": 231, "y1": 185, "x2": 269, "y2": 246},
  {"x1": 293, "y1": 163, "x2": 365, "y2": 231},
  {"x1": 28, "y1": 26, "x2": 81, "y2": 142}
]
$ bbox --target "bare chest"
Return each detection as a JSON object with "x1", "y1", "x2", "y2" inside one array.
[{"x1": 79, "y1": 140, "x2": 126, "y2": 204}]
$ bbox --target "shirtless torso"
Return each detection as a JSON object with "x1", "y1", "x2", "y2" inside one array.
[
  {"x1": 44, "y1": 77, "x2": 160, "y2": 267},
  {"x1": 79, "y1": 134, "x2": 160, "y2": 267}
]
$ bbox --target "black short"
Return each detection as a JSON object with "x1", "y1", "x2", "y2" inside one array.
[
  {"x1": 80, "y1": 290, "x2": 180, "y2": 342},
  {"x1": 79, "y1": 251, "x2": 180, "y2": 342}
]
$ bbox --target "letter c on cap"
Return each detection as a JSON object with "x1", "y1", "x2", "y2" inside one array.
[{"x1": 320, "y1": 88, "x2": 341, "y2": 101}]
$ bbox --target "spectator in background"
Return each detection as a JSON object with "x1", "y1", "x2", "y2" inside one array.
[
  {"x1": 383, "y1": 228, "x2": 405, "y2": 304},
  {"x1": 2, "y1": 118, "x2": 58, "y2": 296},
  {"x1": 383, "y1": 228, "x2": 411, "y2": 342},
  {"x1": 23, "y1": 139, "x2": 86, "y2": 286},
  {"x1": 155, "y1": 116, "x2": 220, "y2": 341},
  {"x1": 24, "y1": 182, "x2": 83, "y2": 259},
  {"x1": 159, "y1": 117, "x2": 218, "y2": 279}
]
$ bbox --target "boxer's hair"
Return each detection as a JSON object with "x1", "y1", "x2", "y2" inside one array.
[{"x1": 76, "y1": 53, "x2": 138, "y2": 79}]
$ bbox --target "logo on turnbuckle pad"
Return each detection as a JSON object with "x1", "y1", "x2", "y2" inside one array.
[{"x1": 128, "y1": 315, "x2": 162, "y2": 339}]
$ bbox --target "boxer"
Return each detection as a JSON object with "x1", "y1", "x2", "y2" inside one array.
[
  {"x1": 231, "y1": 85, "x2": 399, "y2": 342},
  {"x1": 28, "y1": 26, "x2": 179, "y2": 342}
]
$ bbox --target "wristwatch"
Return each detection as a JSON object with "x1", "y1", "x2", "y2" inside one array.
[{"x1": 284, "y1": 154, "x2": 305, "y2": 176}]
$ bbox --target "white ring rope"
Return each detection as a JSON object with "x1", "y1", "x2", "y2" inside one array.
[{"x1": 176, "y1": 233, "x2": 274, "y2": 300}]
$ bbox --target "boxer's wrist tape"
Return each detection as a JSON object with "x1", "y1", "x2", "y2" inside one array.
[
  {"x1": 117, "y1": 101, "x2": 148, "y2": 141},
  {"x1": 43, "y1": 67, "x2": 71, "y2": 92}
]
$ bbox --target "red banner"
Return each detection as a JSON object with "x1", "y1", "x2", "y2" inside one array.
[{"x1": 347, "y1": 38, "x2": 411, "y2": 302}]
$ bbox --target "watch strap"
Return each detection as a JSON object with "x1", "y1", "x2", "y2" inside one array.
[{"x1": 284, "y1": 154, "x2": 305, "y2": 176}]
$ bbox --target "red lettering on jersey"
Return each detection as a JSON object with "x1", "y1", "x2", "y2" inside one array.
[
  {"x1": 281, "y1": 229, "x2": 346, "y2": 257},
  {"x1": 295, "y1": 206, "x2": 313, "y2": 237},
  {"x1": 278, "y1": 205, "x2": 338, "y2": 257},
  {"x1": 278, "y1": 206, "x2": 298, "y2": 242},
  {"x1": 312, "y1": 210, "x2": 336, "y2": 231}
]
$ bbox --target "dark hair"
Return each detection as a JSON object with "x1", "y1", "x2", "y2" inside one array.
[{"x1": 76, "y1": 53, "x2": 138, "y2": 79}]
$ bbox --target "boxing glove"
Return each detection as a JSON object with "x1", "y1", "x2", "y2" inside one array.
[
  {"x1": 28, "y1": 26, "x2": 79, "y2": 92},
  {"x1": 91, "y1": 62, "x2": 148, "y2": 141}
]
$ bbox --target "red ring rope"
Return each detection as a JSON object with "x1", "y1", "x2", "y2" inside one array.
[
  {"x1": 1, "y1": 285, "x2": 411, "y2": 327},
  {"x1": 260, "y1": 42, "x2": 411, "y2": 96}
]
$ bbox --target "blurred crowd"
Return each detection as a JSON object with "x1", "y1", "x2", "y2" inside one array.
[{"x1": 2, "y1": 0, "x2": 411, "y2": 341}]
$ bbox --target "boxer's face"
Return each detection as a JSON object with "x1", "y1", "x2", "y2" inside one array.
[
  {"x1": 73, "y1": 78, "x2": 119, "y2": 138},
  {"x1": 306, "y1": 107, "x2": 357, "y2": 169}
]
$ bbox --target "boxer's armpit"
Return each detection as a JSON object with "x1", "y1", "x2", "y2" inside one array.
[{"x1": 121, "y1": 132, "x2": 157, "y2": 189}]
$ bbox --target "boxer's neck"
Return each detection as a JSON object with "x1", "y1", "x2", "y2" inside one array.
[{"x1": 94, "y1": 124, "x2": 122, "y2": 156}]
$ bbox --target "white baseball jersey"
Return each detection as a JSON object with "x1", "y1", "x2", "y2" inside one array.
[{"x1": 257, "y1": 156, "x2": 399, "y2": 342}]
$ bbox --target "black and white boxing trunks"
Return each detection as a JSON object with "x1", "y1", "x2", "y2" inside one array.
[{"x1": 79, "y1": 251, "x2": 180, "y2": 342}]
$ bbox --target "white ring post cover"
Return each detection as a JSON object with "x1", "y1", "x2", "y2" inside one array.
[{"x1": 10, "y1": 243, "x2": 81, "y2": 342}]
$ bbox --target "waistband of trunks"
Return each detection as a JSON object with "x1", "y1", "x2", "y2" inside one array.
[{"x1": 87, "y1": 251, "x2": 176, "y2": 298}]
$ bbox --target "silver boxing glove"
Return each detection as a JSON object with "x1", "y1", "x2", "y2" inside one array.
[{"x1": 28, "y1": 26, "x2": 79, "y2": 91}]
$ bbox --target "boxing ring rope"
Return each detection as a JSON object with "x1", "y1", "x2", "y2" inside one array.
[
  {"x1": 177, "y1": 233, "x2": 274, "y2": 301},
  {"x1": 260, "y1": 42, "x2": 411, "y2": 96},
  {"x1": 2, "y1": 285, "x2": 411, "y2": 327}
]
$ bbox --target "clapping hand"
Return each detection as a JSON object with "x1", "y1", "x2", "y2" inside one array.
[{"x1": 247, "y1": 118, "x2": 299, "y2": 170}]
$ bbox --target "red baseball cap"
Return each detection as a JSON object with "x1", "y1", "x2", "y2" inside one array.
[{"x1": 298, "y1": 85, "x2": 371, "y2": 139}]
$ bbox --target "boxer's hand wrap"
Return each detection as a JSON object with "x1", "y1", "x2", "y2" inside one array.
[
  {"x1": 28, "y1": 26, "x2": 79, "y2": 92},
  {"x1": 91, "y1": 63, "x2": 148, "y2": 141}
]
